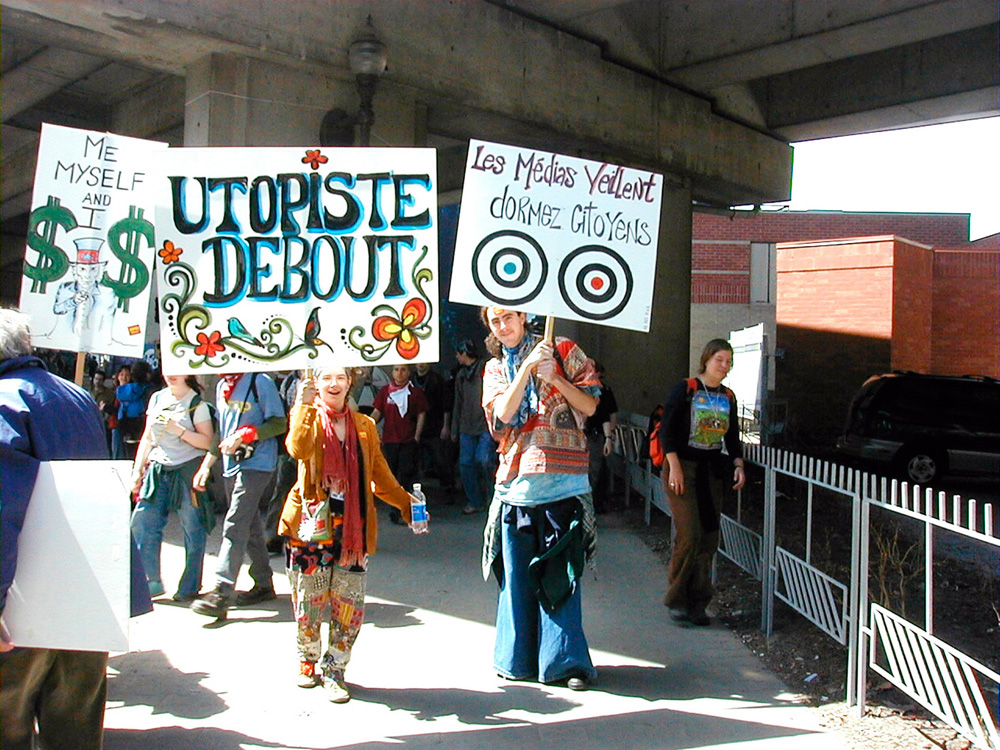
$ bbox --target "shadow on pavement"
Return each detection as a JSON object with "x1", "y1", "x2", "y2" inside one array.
[
  {"x1": 108, "y1": 651, "x2": 227, "y2": 719},
  {"x1": 350, "y1": 682, "x2": 579, "y2": 724}
]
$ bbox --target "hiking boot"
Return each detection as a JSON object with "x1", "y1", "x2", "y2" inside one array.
[
  {"x1": 324, "y1": 677, "x2": 351, "y2": 703},
  {"x1": 235, "y1": 583, "x2": 276, "y2": 607},
  {"x1": 297, "y1": 661, "x2": 321, "y2": 689},
  {"x1": 191, "y1": 587, "x2": 230, "y2": 619}
]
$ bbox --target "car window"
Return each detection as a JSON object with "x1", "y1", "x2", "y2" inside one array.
[{"x1": 942, "y1": 382, "x2": 1000, "y2": 433}]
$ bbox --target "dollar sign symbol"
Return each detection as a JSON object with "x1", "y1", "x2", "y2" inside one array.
[
  {"x1": 103, "y1": 206, "x2": 154, "y2": 313},
  {"x1": 24, "y1": 196, "x2": 76, "y2": 294}
]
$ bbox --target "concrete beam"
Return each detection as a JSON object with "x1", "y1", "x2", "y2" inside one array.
[
  {"x1": 762, "y1": 24, "x2": 1000, "y2": 137},
  {"x1": 0, "y1": 46, "x2": 108, "y2": 119},
  {"x1": 666, "y1": 0, "x2": 997, "y2": 90},
  {"x1": 111, "y1": 74, "x2": 185, "y2": 138},
  {"x1": 1, "y1": 126, "x2": 39, "y2": 207},
  {"x1": 1, "y1": 0, "x2": 791, "y2": 205}
]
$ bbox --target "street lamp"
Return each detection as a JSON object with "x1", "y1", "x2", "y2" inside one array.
[{"x1": 320, "y1": 15, "x2": 387, "y2": 147}]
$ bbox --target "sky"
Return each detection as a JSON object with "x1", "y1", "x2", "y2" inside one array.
[{"x1": 773, "y1": 117, "x2": 999, "y2": 242}]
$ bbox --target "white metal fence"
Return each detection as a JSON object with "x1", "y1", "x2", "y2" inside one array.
[{"x1": 613, "y1": 417, "x2": 999, "y2": 749}]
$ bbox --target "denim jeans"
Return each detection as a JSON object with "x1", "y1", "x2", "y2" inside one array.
[
  {"x1": 215, "y1": 469, "x2": 276, "y2": 591},
  {"x1": 459, "y1": 431, "x2": 496, "y2": 510},
  {"x1": 131, "y1": 466, "x2": 207, "y2": 598},
  {"x1": 494, "y1": 504, "x2": 596, "y2": 684}
]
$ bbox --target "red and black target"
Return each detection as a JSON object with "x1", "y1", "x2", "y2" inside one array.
[{"x1": 558, "y1": 245, "x2": 632, "y2": 320}]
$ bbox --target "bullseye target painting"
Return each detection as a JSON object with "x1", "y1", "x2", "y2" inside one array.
[{"x1": 452, "y1": 139, "x2": 662, "y2": 331}]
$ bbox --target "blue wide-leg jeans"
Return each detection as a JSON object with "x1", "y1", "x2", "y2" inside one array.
[
  {"x1": 459, "y1": 432, "x2": 496, "y2": 510},
  {"x1": 131, "y1": 465, "x2": 207, "y2": 598},
  {"x1": 493, "y1": 506, "x2": 597, "y2": 684}
]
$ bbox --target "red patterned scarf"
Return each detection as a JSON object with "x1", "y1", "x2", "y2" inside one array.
[
  {"x1": 317, "y1": 401, "x2": 364, "y2": 567},
  {"x1": 220, "y1": 373, "x2": 242, "y2": 401}
]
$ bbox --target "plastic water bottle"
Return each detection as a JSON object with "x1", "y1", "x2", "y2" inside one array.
[{"x1": 410, "y1": 483, "x2": 429, "y2": 534}]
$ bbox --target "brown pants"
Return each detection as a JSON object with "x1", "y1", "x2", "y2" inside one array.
[
  {"x1": 0, "y1": 647, "x2": 108, "y2": 750},
  {"x1": 664, "y1": 458, "x2": 723, "y2": 611}
]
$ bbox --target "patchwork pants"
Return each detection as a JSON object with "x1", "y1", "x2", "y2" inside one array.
[{"x1": 288, "y1": 564, "x2": 367, "y2": 679}]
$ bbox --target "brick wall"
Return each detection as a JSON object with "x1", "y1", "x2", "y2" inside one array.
[
  {"x1": 775, "y1": 238, "x2": 898, "y2": 445},
  {"x1": 693, "y1": 210, "x2": 969, "y2": 248},
  {"x1": 931, "y1": 249, "x2": 1000, "y2": 377},
  {"x1": 891, "y1": 240, "x2": 934, "y2": 373},
  {"x1": 691, "y1": 210, "x2": 970, "y2": 306}
]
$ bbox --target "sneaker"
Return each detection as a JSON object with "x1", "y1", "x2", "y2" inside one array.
[
  {"x1": 191, "y1": 587, "x2": 230, "y2": 619},
  {"x1": 567, "y1": 675, "x2": 591, "y2": 691},
  {"x1": 668, "y1": 607, "x2": 688, "y2": 622},
  {"x1": 324, "y1": 677, "x2": 351, "y2": 703},
  {"x1": 147, "y1": 581, "x2": 166, "y2": 598},
  {"x1": 235, "y1": 584, "x2": 276, "y2": 607},
  {"x1": 687, "y1": 605, "x2": 710, "y2": 626},
  {"x1": 462, "y1": 505, "x2": 483, "y2": 515},
  {"x1": 388, "y1": 509, "x2": 406, "y2": 526},
  {"x1": 297, "y1": 661, "x2": 321, "y2": 689},
  {"x1": 172, "y1": 591, "x2": 200, "y2": 603}
]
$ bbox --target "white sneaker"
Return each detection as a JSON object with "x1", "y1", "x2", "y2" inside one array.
[
  {"x1": 297, "y1": 662, "x2": 321, "y2": 689},
  {"x1": 324, "y1": 677, "x2": 350, "y2": 703}
]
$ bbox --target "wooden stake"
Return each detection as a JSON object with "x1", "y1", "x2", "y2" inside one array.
[
  {"x1": 543, "y1": 315, "x2": 555, "y2": 343},
  {"x1": 74, "y1": 352, "x2": 86, "y2": 387}
]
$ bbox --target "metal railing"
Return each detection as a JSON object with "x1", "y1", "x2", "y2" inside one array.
[{"x1": 611, "y1": 417, "x2": 999, "y2": 749}]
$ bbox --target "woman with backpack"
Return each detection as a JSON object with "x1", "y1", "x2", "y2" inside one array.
[
  {"x1": 657, "y1": 338, "x2": 745, "y2": 626},
  {"x1": 129, "y1": 375, "x2": 216, "y2": 601}
]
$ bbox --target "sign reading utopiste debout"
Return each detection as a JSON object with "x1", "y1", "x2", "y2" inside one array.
[
  {"x1": 450, "y1": 139, "x2": 663, "y2": 331},
  {"x1": 153, "y1": 146, "x2": 438, "y2": 375},
  {"x1": 18, "y1": 123, "x2": 166, "y2": 357}
]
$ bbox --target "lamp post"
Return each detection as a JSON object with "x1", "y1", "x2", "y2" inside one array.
[{"x1": 348, "y1": 15, "x2": 387, "y2": 146}]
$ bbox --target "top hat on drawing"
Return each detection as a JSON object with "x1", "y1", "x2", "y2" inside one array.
[{"x1": 73, "y1": 237, "x2": 105, "y2": 264}]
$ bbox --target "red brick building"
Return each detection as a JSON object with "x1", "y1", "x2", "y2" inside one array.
[{"x1": 690, "y1": 210, "x2": 997, "y2": 448}]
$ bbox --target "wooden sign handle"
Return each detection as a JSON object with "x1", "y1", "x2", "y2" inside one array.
[{"x1": 543, "y1": 315, "x2": 555, "y2": 343}]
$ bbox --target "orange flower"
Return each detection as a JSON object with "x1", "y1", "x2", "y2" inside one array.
[
  {"x1": 194, "y1": 330, "x2": 225, "y2": 358},
  {"x1": 302, "y1": 149, "x2": 328, "y2": 170},
  {"x1": 159, "y1": 240, "x2": 182, "y2": 264},
  {"x1": 372, "y1": 298, "x2": 427, "y2": 360}
]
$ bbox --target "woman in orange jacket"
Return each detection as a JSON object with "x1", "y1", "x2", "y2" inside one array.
[{"x1": 277, "y1": 366, "x2": 422, "y2": 703}]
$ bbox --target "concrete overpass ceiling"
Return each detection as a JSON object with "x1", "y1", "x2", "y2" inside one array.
[
  {"x1": 501, "y1": 0, "x2": 999, "y2": 139},
  {"x1": 0, "y1": 0, "x2": 995, "y2": 222}
]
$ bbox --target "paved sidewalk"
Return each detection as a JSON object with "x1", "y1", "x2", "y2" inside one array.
[{"x1": 103, "y1": 502, "x2": 849, "y2": 749}]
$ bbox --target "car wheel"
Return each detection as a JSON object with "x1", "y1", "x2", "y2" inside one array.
[{"x1": 898, "y1": 447, "x2": 945, "y2": 484}]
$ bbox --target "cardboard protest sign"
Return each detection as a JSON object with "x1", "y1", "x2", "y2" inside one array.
[
  {"x1": 18, "y1": 124, "x2": 166, "y2": 356},
  {"x1": 154, "y1": 147, "x2": 438, "y2": 375},
  {"x1": 451, "y1": 140, "x2": 663, "y2": 332},
  {"x1": 1, "y1": 461, "x2": 132, "y2": 653}
]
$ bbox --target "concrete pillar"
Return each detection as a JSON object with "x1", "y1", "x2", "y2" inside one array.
[{"x1": 184, "y1": 54, "x2": 418, "y2": 147}]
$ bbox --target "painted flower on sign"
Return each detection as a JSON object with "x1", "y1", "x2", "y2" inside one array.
[
  {"x1": 158, "y1": 240, "x2": 183, "y2": 264},
  {"x1": 372, "y1": 298, "x2": 428, "y2": 360},
  {"x1": 194, "y1": 330, "x2": 225, "y2": 358},
  {"x1": 302, "y1": 149, "x2": 328, "y2": 170}
]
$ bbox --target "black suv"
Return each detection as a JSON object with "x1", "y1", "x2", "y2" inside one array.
[{"x1": 836, "y1": 372, "x2": 1000, "y2": 484}]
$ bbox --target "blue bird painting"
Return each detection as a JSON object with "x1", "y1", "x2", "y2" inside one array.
[{"x1": 227, "y1": 317, "x2": 263, "y2": 347}]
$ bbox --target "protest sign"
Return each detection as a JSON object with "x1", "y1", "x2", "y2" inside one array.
[
  {"x1": 451, "y1": 140, "x2": 663, "y2": 332},
  {"x1": 154, "y1": 147, "x2": 438, "y2": 375},
  {"x1": 1, "y1": 461, "x2": 132, "y2": 653},
  {"x1": 18, "y1": 124, "x2": 166, "y2": 356}
]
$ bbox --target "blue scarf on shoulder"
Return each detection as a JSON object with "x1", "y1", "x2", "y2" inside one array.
[{"x1": 503, "y1": 332, "x2": 541, "y2": 428}]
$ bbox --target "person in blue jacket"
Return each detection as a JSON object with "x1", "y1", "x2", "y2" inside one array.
[{"x1": 0, "y1": 307, "x2": 152, "y2": 750}]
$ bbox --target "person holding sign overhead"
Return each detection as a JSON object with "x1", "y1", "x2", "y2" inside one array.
[
  {"x1": 480, "y1": 307, "x2": 601, "y2": 691},
  {"x1": 276, "y1": 366, "x2": 422, "y2": 703}
]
